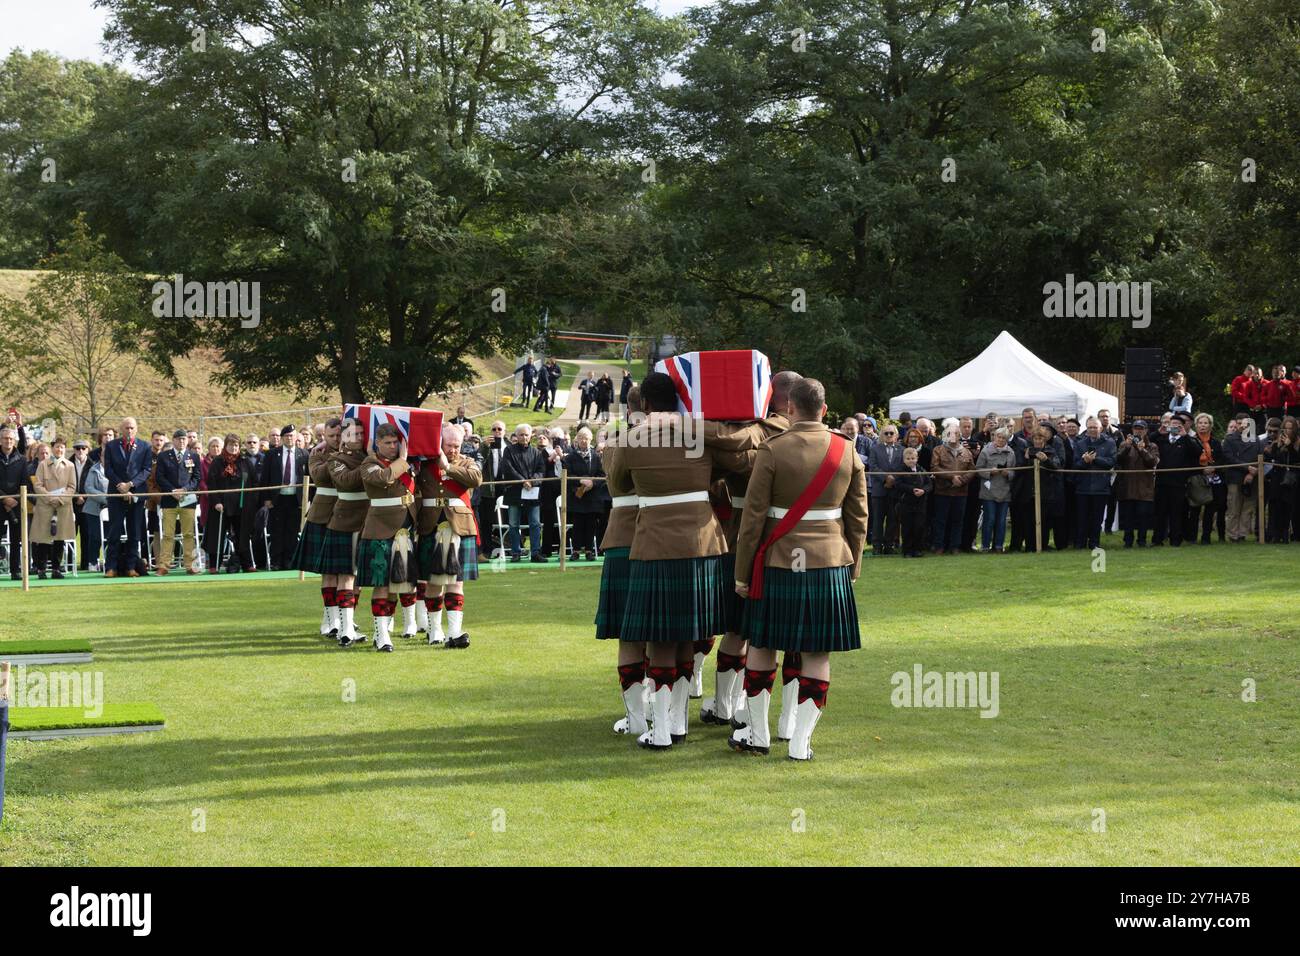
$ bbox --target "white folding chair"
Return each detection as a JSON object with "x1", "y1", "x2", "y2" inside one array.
[
  {"x1": 492, "y1": 495, "x2": 510, "y2": 559},
  {"x1": 554, "y1": 495, "x2": 572, "y2": 556}
]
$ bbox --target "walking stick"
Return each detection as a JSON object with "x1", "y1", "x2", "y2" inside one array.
[
  {"x1": 1033, "y1": 459, "x2": 1042, "y2": 553},
  {"x1": 1256, "y1": 453, "x2": 1266, "y2": 544},
  {"x1": 299, "y1": 475, "x2": 310, "y2": 581},
  {"x1": 19, "y1": 486, "x2": 28, "y2": 592},
  {"x1": 560, "y1": 468, "x2": 568, "y2": 571},
  {"x1": 0, "y1": 661, "x2": 10, "y2": 824}
]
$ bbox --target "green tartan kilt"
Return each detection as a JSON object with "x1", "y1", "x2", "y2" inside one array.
[
  {"x1": 620, "y1": 555, "x2": 722, "y2": 644},
  {"x1": 416, "y1": 533, "x2": 480, "y2": 582},
  {"x1": 317, "y1": 528, "x2": 358, "y2": 575},
  {"x1": 593, "y1": 547, "x2": 630, "y2": 640},
  {"x1": 289, "y1": 520, "x2": 328, "y2": 572},
  {"x1": 741, "y1": 565, "x2": 861, "y2": 653},
  {"x1": 717, "y1": 550, "x2": 745, "y2": 635},
  {"x1": 355, "y1": 534, "x2": 418, "y2": 590}
]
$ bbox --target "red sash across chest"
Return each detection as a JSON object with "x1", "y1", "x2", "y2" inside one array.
[{"x1": 433, "y1": 462, "x2": 480, "y2": 545}]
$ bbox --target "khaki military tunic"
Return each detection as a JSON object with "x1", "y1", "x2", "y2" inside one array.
[
  {"x1": 603, "y1": 413, "x2": 755, "y2": 561},
  {"x1": 415, "y1": 456, "x2": 482, "y2": 538},
  {"x1": 303, "y1": 442, "x2": 338, "y2": 526},
  {"x1": 326, "y1": 448, "x2": 369, "y2": 534},
  {"x1": 359, "y1": 452, "x2": 419, "y2": 540},
  {"x1": 733, "y1": 421, "x2": 868, "y2": 583}
]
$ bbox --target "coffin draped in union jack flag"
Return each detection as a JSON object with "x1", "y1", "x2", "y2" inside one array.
[
  {"x1": 654, "y1": 349, "x2": 773, "y2": 421},
  {"x1": 343, "y1": 404, "x2": 444, "y2": 457}
]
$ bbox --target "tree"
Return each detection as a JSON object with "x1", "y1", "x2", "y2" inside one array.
[
  {"x1": 56, "y1": 0, "x2": 688, "y2": 406},
  {"x1": 0, "y1": 216, "x2": 147, "y2": 433}
]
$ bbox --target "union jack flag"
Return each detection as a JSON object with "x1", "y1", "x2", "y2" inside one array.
[
  {"x1": 342, "y1": 404, "x2": 444, "y2": 458},
  {"x1": 654, "y1": 349, "x2": 772, "y2": 421}
]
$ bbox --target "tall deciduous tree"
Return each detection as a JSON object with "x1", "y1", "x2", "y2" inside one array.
[
  {"x1": 63, "y1": 0, "x2": 686, "y2": 405},
  {"x1": 0, "y1": 216, "x2": 147, "y2": 433}
]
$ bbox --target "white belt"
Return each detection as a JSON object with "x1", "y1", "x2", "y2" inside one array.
[
  {"x1": 611, "y1": 495, "x2": 638, "y2": 508},
  {"x1": 313, "y1": 487, "x2": 338, "y2": 497},
  {"x1": 370, "y1": 497, "x2": 409, "y2": 507},
  {"x1": 337, "y1": 491, "x2": 367, "y2": 501},
  {"x1": 730, "y1": 495, "x2": 746, "y2": 508},
  {"x1": 422, "y1": 497, "x2": 470, "y2": 509},
  {"x1": 638, "y1": 491, "x2": 709, "y2": 508},
  {"x1": 767, "y1": 506, "x2": 842, "y2": 520}
]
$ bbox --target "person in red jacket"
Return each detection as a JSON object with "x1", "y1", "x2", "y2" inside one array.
[
  {"x1": 1286, "y1": 366, "x2": 1300, "y2": 417},
  {"x1": 1230, "y1": 365, "x2": 1256, "y2": 418},
  {"x1": 1246, "y1": 366, "x2": 1267, "y2": 435},
  {"x1": 1260, "y1": 365, "x2": 1289, "y2": 422}
]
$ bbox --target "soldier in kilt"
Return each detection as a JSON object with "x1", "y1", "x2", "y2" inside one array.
[
  {"x1": 731, "y1": 378, "x2": 868, "y2": 761},
  {"x1": 605, "y1": 373, "x2": 754, "y2": 751},
  {"x1": 699, "y1": 370, "x2": 800, "y2": 730},
  {"x1": 291, "y1": 418, "x2": 342, "y2": 637},
  {"x1": 596, "y1": 387, "x2": 648, "y2": 736},
  {"x1": 355, "y1": 423, "x2": 420, "y2": 652},
  {"x1": 414, "y1": 423, "x2": 482, "y2": 649},
  {"x1": 323, "y1": 419, "x2": 370, "y2": 645}
]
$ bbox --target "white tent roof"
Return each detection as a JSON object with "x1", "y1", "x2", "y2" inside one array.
[{"x1": 888, "y1": 330, "x2": 1118, "y2": 421}]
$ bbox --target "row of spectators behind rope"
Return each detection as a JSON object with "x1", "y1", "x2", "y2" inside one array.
[
  {"x1": 0, "y1": 403, "x2": 623, "y2": 580},
  {"x1": 836, "y1": 407, "x2": 1300, "y2": 556}
]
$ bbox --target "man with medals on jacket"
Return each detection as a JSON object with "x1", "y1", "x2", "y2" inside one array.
[{"x1": 415, "y1": 424, "x2": 482, "y2": 648}]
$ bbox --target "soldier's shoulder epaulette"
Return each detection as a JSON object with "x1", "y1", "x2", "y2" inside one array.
[
  {"x1": 764, "y1": 429, "x2": 800, "y2": 443},
  {"x1": 829, "y1": 428, "x2": 851, "y2": 440}
]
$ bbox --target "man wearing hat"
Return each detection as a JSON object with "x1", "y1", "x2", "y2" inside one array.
[
  {"x1": 1152, "y1": 413, "x2": 1197, "y2": 546},
  {"x1": 1115, "y1": 420, "x2": 1159, "y2": 547},
  {"x1": 260, "y1": 424, "x2": 308, "y2": 571},
  {"x1": 155, "y1": 427, "x2": 202, "y2": 573},
  {"x1": 292, "y1": 418, "x2": 342, "y2": 636},
  {"x1": 69, "y1": 439, "x2": 92, "y2": 570}
]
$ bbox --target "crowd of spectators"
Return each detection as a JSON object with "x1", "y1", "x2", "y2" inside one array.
[{"x1": 845, "y1": 405, "x2": 1300, "y2": 555}]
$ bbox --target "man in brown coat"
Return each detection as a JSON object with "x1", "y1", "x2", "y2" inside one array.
[
  {"x1": 415, "y1": 423, "x2": 482, "y2": 648},
  {"x1": 1115, "y1": 419, "x2": 1159, "y2": 547},
  {"x1": 354, "y1": 423, "x2": 420, "y2": 652},
  {"x1": 731, "y1": 378, "x2": 867, "y2": 760},
  {"x1": 929, "y1": 424, "x2": 975, "y2": 554},
  {"x1": 292, "y1": 418, "x2": 341, "y2": 635}
]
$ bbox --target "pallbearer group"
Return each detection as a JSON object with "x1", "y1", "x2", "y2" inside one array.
[
  {"x1": 596, "y1": 368, "x2": 868, "y2": 761},
  {"x1": 292, "y1": 417, "x2": 481, "y2": 652}
]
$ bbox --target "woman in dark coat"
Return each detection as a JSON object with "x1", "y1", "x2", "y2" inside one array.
[
  {"x1": 205, "y1": 433, "x2": 260, "y2": 572},
  {"x1": 564, "y1": 427, "x2": 608, "y2": 558},
  {"x1": 1264, "y1": 416, "x2": 1300, "y2": 544},
  {"x1": 1187, "y1": 412, "x2": 1226, "y2": 544},
  {"x1": 1020, "y1": 424, "x2": 1063, "y2": 551},
  {"x1": 595, "y1": 374, "x2": 614, "y2": 422}
]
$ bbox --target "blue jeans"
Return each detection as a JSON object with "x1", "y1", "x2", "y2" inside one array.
[
  {"x1": 930, "y1": 495, "x2": 966, "y2": 551},
  {"x1": 105, "y1": 497, "x2": 146, "y2": 573},
  {"x1": 508, "y1": 503, "x2": 542, "y2": 558},
  {"x1": 980, "y1": 499, "x2": 1009, "y2": 550}
]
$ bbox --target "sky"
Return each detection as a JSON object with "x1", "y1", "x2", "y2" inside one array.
[{"x1": 1, "y1": 0, "x2": 707, "y2": 64}]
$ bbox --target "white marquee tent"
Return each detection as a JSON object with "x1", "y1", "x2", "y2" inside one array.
[{"x1": 888, "y1": 331, "x2": 1119, "y2": 421}]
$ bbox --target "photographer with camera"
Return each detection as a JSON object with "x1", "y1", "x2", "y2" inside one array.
[{"x1": 1116, "y1": 420, "x2": 1160, "y2": 547}]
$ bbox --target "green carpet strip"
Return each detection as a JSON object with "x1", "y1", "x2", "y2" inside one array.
[{"x1": 8, "y1": 703, "x2": 165, "y2": 739}]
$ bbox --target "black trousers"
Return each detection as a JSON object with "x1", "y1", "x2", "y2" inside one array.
[
  {"x1": 1153, "y1": 484, "x2": 1186, "y2": 545},
  {"x1": 961, "y1": 483, "x2": 981, "y2": 551},
  {"x1": 79, "y1": 509, "x2": 102, "y2": 569},
  {"x1": 869, "y1": 495, "x2": 898, "y2": 551},
  {"x1": 900, "y1": 507, "x2": 926, "y2": 555},
  {"x1": 540, "y1": 486, "x2": 560, "y2": 554},
  {"x1": 1009, "y1": 498, "x2": 1036, "y2": 551},
  {"x1": 1120, "y1": 499, "x2": 1153, "y2": 545},
  {"x1": 1075, "y1": 494, "x2": 1106, "y2": 550},
  {"x1": 579, "y1": 397, "x2": 593, "y2": 420},
  {"x1": 268, "y1": 497, "x2": 301, "y2": 568},
  {"x1": 570, "y1": 512, "x2": 599, "y2": 555},
  {"x1": 1267, "y1": 496, "x2": 1293, "y2": 543},
  {"x1": 1187, "y1": 484, "x2": 1227, "y2": 542},
  {"x1": 2, "y1": 505, "x2": 22, "y2": 577}
]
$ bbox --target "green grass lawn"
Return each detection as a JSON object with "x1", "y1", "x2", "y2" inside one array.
[{"x1": 1, "y1": 539, "x2": 1297, "y2": 865}]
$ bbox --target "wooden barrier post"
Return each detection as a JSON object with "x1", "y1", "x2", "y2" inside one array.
[
  {"x1": 19, "y1": 486, "x2": 29, "y2": 592},
  {"x1": 1033, "y1": 459, "x2": 1042, "y2": 553},
  {"x1": 559, "y1": 469, "x2": 568, "y2": 571},
  {"x1": 1256, "y1": 454, "x2": 1266, "y2": 544},
  {"x1": 299, "y1": 475, "x2": 311, "y2": 581}
]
